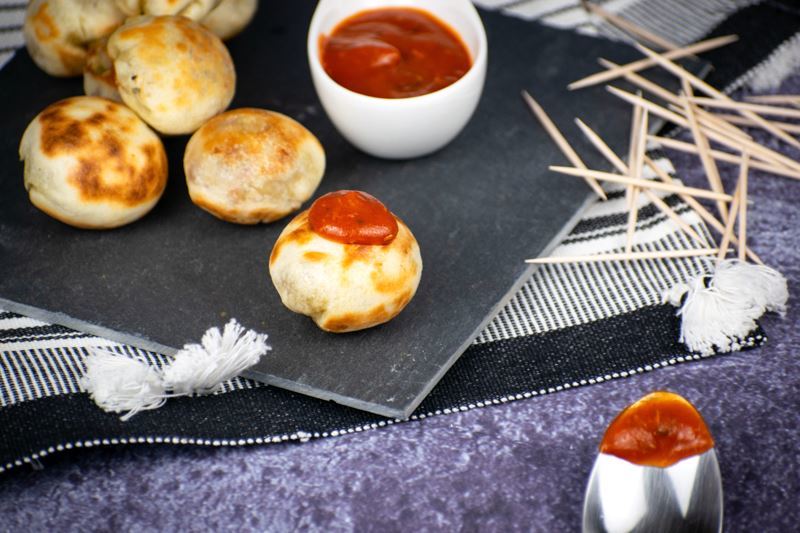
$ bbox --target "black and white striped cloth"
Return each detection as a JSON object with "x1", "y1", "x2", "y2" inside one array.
[{"x1": 1, "y1": 0, "x2": 792, "y2": 472}]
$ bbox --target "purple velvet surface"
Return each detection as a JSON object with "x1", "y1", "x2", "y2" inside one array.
[{"x1": 1, "y1": 75, "x2": 798, "y2": 532}]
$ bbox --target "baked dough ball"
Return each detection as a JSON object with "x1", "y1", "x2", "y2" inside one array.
[
  {"x1": 269, "y1": 195, "x2": 422, "y2": 333},
  {"x1": 107, "y1": 15, "x2": 236, "y2": 135},
  {"x1": 19, "y1": 96, "x2": 168, "y2": 229},
  {"x1": 201, "y1": 0, "x2": 258, "y2": 40},
  {"x1": 115, "y1": 0, "x2": 221, "y2": 21},
  {"x1": 83, "y1": 37, "x2": 122, "y2": 102},
  {"x1": 23, "y1": 0, "x2": 126, "y2": 77},
  {"x1": 184, "y1": 108, "x2": 325, "y2": 224}
]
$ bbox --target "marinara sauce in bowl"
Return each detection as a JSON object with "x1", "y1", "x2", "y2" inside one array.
[{"x1": 308, "y1": 0, "x2": 487, "y2": 159}]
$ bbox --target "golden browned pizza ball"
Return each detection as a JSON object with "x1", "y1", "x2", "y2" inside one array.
[
  {"x1": 23, "y1": 0, "x2": 126, "y2": 77},
  {"x1": 19, "y1": 96, "x2": 168, "y2": 229},
  {"x1": 201, "y1": 0, "x2": 259, "y2": 40},
  {"x1": 114, "y1": 0, "x2": 221, "y2": 21},
  {"x1": 83, "y1": 37, "x2": 122, "y2": 102},
  {"x1": 269, "y1": 191, "x2": 422, "y2": 333},
  {"x1": 107, "y1": 15, "x2": 236, "y2": 135},
  {"x1": 184, "y1": 108, "x2": 325, "y2": 224}
]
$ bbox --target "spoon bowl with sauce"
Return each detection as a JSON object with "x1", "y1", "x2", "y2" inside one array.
[
  {"x1": 583, "y1": 391, "x2": 723, "y2": 533},
  {"x1": 307, "y1": 0, "x2": 487, "y2": 159}
]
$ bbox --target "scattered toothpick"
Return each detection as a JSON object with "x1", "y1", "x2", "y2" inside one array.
[
  {"x1": 528, "y1": 31, "x2": 796, "y2": 272},
  {"x1": 575, "y1": 119, "x2": 707, "y2": 246},
  {"x1": 568, "y1": 35, "x2": 738, "y2": 90},
  {"x1": 648, "y1": 135, "x2": 800, "y2": 181},
  {"x1": 607, "y1": 87, "x2": 800, "y2": 173},
  {"x1": 687, "y1": 96, "x2": 800, "y2": 119},
  {"x1": 680, "y1": 80, "x2": 728, "y2": 220},
  {"x1": 717, "y1": 171, "x2": 745, "y2": 261},
  {"x1": 633, "y1": 42, "x2": 800, "y2": 150},
  {"x1": 744, "y1": 94, "x2": 800, "y2": 108},
  {"x1": 738, "y1": 153, "x2": 750, "y2": 261},
  {"x1": 708, "y1": 113, "x2": 800, "y2": 135},
  {"x1": 581, "y1": 0, "x2": 679, "y2": 52},
  {"x1": 521, "y1": 90, "x2": 607, "y2": 200},
  {"x1": 642, "y1": 155, "x2": 762, "y2": 264},
  {"x1": 548, "y1": 165, "x2": 733, "y2": 202},
  {"x1": 625, "y1": 107, "x2": 649, "y2": 252}
]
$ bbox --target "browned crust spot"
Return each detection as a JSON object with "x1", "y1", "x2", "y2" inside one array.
[
  {"x1": 302, "y1": 251, "x2": 329, "y2": 262},
  {"x1": 321, "y1": 305, "x2": 392, "y2": 332},
  {"x1": 37, "y1": 99, "x2": 167, "y2": 206},
  {"x1": 269, "y1": 211, "x2": 313, "y2": 264},
  {"x1": 31, "y1": 3, "x2": 59, "y2": 41},
  {"x1": 321, "y1": 288, "x2": 413, "y2": 332},
  {"x1": 197, "y1": 109, "x2": 306, "y2": 173},
  {"x1": 191, "y1": 193, "x2": 291, "y2": 225},
  {"x1": 340, "y1": 244, "x2": 373, "y2": 269}
]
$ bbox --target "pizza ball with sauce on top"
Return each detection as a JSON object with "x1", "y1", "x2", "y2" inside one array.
[
  {"x1": 184, "y1": 108, "x2": 325, "y2": 224},
  {"x1": 269, "y1": 191, "x2": 422, "y2": 333},
  {"x1": 19, "y1": 96, "x2": 168, "y2": 229},
  {"x1": 23, "y1": 0, "x2": 126, "y2": 77},
  {"x1": 107, "y1": 15, "x2": 236, "y2": 135}
]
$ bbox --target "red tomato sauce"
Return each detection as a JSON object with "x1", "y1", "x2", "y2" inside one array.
[
  {"x1": 309, "y1": 190, "x2": 398, "y2": 245},
  {"x1": 320, "y1": 8, "x2": 472, "y2": 98},
  {"x1": 599, "y1": 391, "x2": 715, "y2": 468}
]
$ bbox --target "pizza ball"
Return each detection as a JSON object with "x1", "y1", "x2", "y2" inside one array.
[
  {"x1": 19, "y1": 96, "x2": 168, "y2": 229},
  {"x1": 201, "y1": 0, "x2": 258, "y2": 40},
  {"x1": 184, "y1": 108, "x2": 325, "y2": 224},
  {"x1": 114, "y1": 0, "x2": 221, "y2": 21},
  {"x1": 83, "y1": 37, "x2": 122, "y2": 102},
  {"x1": 23, "y1": 0, "x2": 126, "y2": 77},
  {"x1": 269, "y1": 191, "x2": 422, "y2": 333},
  {"x1": 107, "y1": 15, "x2": 236, "y2": 135}
]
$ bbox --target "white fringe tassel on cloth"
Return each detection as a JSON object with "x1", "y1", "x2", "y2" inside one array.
[
  {"x1": 80, "y1": 319, "x2": 271, "y2": 421},
  {"x1": 665, "y1": 259, "x2": 788, "y2": 355}
]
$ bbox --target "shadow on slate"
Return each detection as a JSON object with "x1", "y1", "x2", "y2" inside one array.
[
  {"x1": 0, "y1": 2, "x2": 697, "y2": 418},
  {"x1": 0, "y1": 304, "x2": 765, "y2": 468}
]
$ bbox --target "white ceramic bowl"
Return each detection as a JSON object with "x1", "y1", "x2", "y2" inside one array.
[{"x1": 307, "y1": 0, "x2": 488, "y2": 159}]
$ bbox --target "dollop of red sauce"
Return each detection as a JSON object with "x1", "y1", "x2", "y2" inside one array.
[
  {"x1": 600, "y1": 391, "x2": 715, "y2": 468},
  {"x1": 320, "y1": 8, "x2": 472, "y2": 98},
  {"x1": 309, "y1": 190, "x2": 398, "y2": 245}
]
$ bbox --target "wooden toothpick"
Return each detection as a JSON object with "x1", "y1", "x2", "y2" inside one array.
[
  {"x1": 548, "y1": 165, "x2": 733, "y2": 202},
  {"x1": 625, "y1": 108, "x2": 649, "y2": 252},
  {"x1": 582, "y1": 1, "x2": 679, "y2": 51},
  {"x1": 607, "y1": 87, "x2": 800, "y2": 173},
  {"x1": 738, "y1": 153, "x2": 750, "y2": 261},
  {"x1": 567, "y1": 35, "x2": 738, "y2": 90},
  {"x1": 680, "y1": 80, "x2": 728, "y2": 220},
  {"x1": 745, "y1": 94, "x2": 800, "y2": 108},
  {"x1": 648, "y1": 135, "x2": 800, "y2": 181},
  {"x1": 708, "y1": 113, "x2": 800, "y2": 135},
  {"x1": 633, "y1": 42, "x2": 800, "y2": 150},
  {"x1": 521, "y1": 90, "x2": 607, "y2": 200},
  {"x1": 643, "y1": 155, "x2": 762, "y2": 264},
  {"x1": 688, "y1": 96, "x2": 800, "y2": 119},
  {"x1": 575, "y1": 119, "x2": 706, "y2": 246},
  {"x1": 717, "y1": 174, "x2": 744, "y2": 261}
]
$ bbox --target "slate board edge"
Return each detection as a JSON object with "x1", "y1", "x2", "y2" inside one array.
[
  {"x1": 0, "y1": 297, "x2": 180, "y2": 356},
  {"x1": 1, "y1": 190, "x2": 597, "y2": 420}
]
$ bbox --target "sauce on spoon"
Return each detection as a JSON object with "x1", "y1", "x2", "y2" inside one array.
[{"x1": 600, "y1": 391, "x2": 714, "y2": 467}]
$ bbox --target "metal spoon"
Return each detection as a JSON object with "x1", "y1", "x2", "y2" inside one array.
[{"x1": 583, "y1": 446, "x2": 723, "y2": 532}]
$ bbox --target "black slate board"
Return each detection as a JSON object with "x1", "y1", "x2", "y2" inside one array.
[{"x1": 1, "y1": 2, "x2": 665, "y2": 418}]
